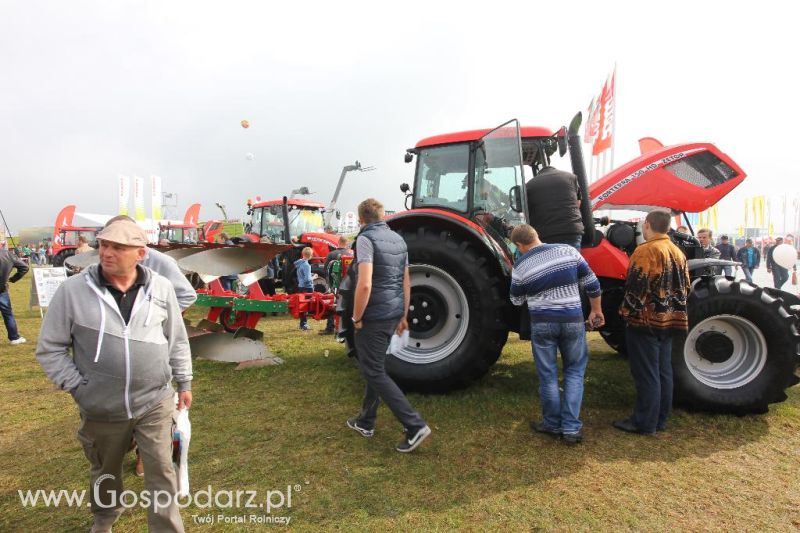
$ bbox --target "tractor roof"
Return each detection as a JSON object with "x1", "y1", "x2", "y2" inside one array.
[
  {"x1": 252, "y1": 199, "x2": 326, "y2": 209},
  {"x1": 61, "y1": 226, "x2": 100, "y2": 232},
  {"x1": 415, "y1": 126, "x2": 553, "y2": 148}
]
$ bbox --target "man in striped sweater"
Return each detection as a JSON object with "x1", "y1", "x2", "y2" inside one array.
[{"x1": 510, "y1": 225, "x2": 604, "y2": 444}]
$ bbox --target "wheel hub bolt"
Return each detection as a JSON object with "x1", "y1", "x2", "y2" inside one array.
[
  {"x1": 425, "y1": 315, "x2": 431, "y2": 321},
  {"x1": 412, "y1": 318, "x2": 419, "y2": 325},
  {"x1": 422, "y1": 301, "x2": 428, "y2": 308}
]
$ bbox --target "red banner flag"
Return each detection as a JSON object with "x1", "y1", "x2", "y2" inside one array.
[
  {"x1": 584, "y1": 96, "x2": 599, "y2": 144},
  {"x1": 592, "y1": 70, "x2": 615, "y2": 156}
]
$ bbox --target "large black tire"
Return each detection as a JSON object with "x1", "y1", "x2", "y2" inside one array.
[
  {"x1": 341, "y1": 226, "x2": 509, "y2": 392},
  {"x1": 52, "y1": 249, "x2": 74, "y2": 267},
  {"x1": 597, "y1": 278, "x2": 627, "y2": 355},
  {"x1": 673, "y1": 277, "x2": 800, "y2": 414}
]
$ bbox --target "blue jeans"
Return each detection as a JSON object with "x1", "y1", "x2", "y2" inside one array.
[
  {"x1": 772, "y1": 267, "x2": 790, "y2": 289},
  {"x1": 547, "y1": 236, "x2": 582, "y2": 250},
  {"x1": 0, "y1": 291, "x2": 21, "y2": 341},
  {"x1": 625, "y1": 326, "x2": 673, "y2": 433},
  {"x1": 530, "y1": 321, "x2": 588, "y2": 434},
  {"x1": 722, "y1": 265, "x2": 733, "y2": 277},
  {"x1": 741, "y1": 266, "x2": 753, "y2": 283}
]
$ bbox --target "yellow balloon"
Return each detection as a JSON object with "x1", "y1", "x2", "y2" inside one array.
[{"x1": 241, "y1": 119, "x2": 250, "y2": 129}]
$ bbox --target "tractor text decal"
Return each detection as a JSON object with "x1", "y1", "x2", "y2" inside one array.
[{"x1": 591, "y1": 148, "x2": 704, "y2": 208}]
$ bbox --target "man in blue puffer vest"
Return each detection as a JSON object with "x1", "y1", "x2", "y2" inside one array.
[{"x1": 346, "y1": 198, "x2": 431, "y2": 453}]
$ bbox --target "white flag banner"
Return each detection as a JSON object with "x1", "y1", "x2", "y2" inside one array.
[
  {"x1": 118, "y1": 175, "x2": 130, "y2": 216},
  {"x1": 151, "y1": 175, "x2": 162, "y2": 221},
  {"x1": 134, "y1": 176, "x2": 146, "y2": 221}
]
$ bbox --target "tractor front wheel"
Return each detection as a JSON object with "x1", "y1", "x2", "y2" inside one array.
[
  {"x1": 339, "y1": 226, "x2": 509, "y2": 392},
  {"x1": 673, "y1": 277, "x2": 800, "y2": 414}
]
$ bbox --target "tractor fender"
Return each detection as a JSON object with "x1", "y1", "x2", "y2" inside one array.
[
  {"x1": 687, "y1": 258, "x2": 739, "y2": 273},
  {"x1": 386, "y1": 210, "x2": 513, "y2": 280}
]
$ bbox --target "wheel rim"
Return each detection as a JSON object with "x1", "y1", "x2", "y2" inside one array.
[
  {"x1": 683, "y1": 314, "x2": 767, "y2": 389},
  {"x1": 394, "y1": 264, "x2": 469, "y2": 365}
]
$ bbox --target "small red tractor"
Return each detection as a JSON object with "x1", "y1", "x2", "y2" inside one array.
[
  {"x1": 240, "y1": 162, "x2": 371, "y2": 293},
  {"x1": 51, "y1": 205, "x2": 102, "y2": 267},
  {"x1": 158, "y1": 203, "x2": 231, "y2": 244},
  {"x1": 338, "y1": 115, "x2": 800, "y2": 415},
  {"x1": 241, "y1": 197, "x2": 337, "y2": 293}
]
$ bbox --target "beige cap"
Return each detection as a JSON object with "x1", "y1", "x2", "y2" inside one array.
[{"x1": 97, "y1": 219, "x2": 148, "y2": 247}]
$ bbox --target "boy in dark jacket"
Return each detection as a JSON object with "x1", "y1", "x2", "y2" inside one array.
[{"x1": 295, "y1": 247, "x2": 313, "y2": 330}]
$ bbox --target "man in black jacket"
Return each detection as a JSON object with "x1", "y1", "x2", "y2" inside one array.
[
  {"x1": 526, "y1": 166, "x2": 584, "y2": 249},
  {"x1": 0, "y1": 239, "x2": 29, "y2": 345},
  {"x1": 716, "y1": 235, "x2": 736, "y2": 277}
]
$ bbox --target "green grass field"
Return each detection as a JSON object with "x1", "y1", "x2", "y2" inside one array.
[{"x1": 1, "y1": 272, "x2": 799, "y2": 531}]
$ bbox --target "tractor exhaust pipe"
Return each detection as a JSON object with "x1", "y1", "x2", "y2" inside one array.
[{"x1": 567, "y1": 112, "x2": 595, "y2": 247}]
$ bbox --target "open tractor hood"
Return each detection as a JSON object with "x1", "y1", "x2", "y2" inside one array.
[{"x1": 588, "y1": 142, "x2": 746, "y2": 213}]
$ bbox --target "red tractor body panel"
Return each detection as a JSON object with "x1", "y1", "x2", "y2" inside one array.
[
  {"x1": 589, "y1": 143, "x2": 746, "y2": 212},
  {"x1": 580, "y1": 240, "x2": 629, "y2": 280}
]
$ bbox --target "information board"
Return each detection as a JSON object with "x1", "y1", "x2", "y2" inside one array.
[{"x1": 29, "y1": 267, "x2": 68, "y2": 309}]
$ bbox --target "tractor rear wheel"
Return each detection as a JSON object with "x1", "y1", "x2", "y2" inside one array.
[
  {"x1": 673, "y1": 277, "x2": 800, "y2": 414},
  {"x1": 341, "y1": 226, "x2": 509, "y2": 392},
  {"x1": 52, "y1": 249, "x2": 74, "y2": 267}
]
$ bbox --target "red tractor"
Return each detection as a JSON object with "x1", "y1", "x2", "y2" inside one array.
[
  {"x1": 158, "y1": 203, "x2": 228, "y2": 244},
  {"x1": 51, "y1": 205, "x2": 102, "y2": 267},
  {"x1": 242, "y1": 197, "x2": 337, "y2": 293},
  {"x1": 338, "y1": 116, "x2": 800, "y2": 415}
]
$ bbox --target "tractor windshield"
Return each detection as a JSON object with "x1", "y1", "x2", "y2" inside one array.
[
  {"x1": 414, "y1": 144, "x2": 470, "y2": 212},
  {"x1": 160, "y1": 227, "x2": 198, "y2": 243},
  {"x1": 62, "y1": 229, "x2": 98, "y2": 246}
]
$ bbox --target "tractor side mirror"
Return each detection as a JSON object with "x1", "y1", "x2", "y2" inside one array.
[
  {"x1": 404, "y1": 151, "x2": 414, "y2": 163},
  {"x1": 400, "y1": 183, "x2": 410, "y2": 193},
  {"x1": 557, "y1": 126, "x2": 568, "y2": 157},
  {"x1": 509, "y1": 185, "x2": 523, "y2": 213},
  {"x1": 336, "y1": 209, "x2": 341, "y2": 219}
]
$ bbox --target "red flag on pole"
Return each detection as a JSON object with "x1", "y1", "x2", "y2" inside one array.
[
  {"x1": 584, "y1": 97, "x2": 599, "y2": 144},
  {"x1": 592, "y1": 70, "x2": 615, "y2": 156}
]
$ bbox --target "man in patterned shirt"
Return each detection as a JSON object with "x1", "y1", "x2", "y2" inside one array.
[
  {"x1": 614, "y1": 209, "x2": 690, "y2": 435},
  {"x1": 510, "y1": 224, "x2": 604, "y2": 445}
]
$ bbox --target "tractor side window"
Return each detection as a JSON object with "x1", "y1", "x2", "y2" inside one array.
[
  {"x1": 251, "y1": 208, "x2": 264, "y2": 236},
  {"x1": 474, "y1": 148, "x2": 525, "y2": 227},
  {"x1": 415, "y1": 144, "x2": 469, "y2": 211}
]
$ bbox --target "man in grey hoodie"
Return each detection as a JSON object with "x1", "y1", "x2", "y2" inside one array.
[{"x1": 36, "y1": 219, "x2": 192, "y2": 533}]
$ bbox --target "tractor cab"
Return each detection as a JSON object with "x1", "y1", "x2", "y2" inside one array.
[
  {"x1": 247, "y1": 199, "x2": 327, "y2": 244},
  {"x1": 158, "y1": 223, "x2": 199, "y2": 244},
  {"x1": 404, "y1": 121, "x2": 561, "y2": 254}
]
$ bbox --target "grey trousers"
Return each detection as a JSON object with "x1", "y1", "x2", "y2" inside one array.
[
  {"x1": 354, "y1": 319, "x2": 425, "y2": 430},
  {"x1": 77, "y1": 394, "x2": 184, "y2": 533}
]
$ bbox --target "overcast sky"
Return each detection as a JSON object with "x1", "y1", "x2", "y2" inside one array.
[{"x1": 2, "y1": 0, "x2": 798, "y2": 236}]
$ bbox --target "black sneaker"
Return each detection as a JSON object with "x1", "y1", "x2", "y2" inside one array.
[
  {"x1": 562, "y1": 430, "x2": 584, "y2": 445},
  {"x1": 396, "y1": 425, "x2": 431, "y2": 453},
  {"x1": 530, "y1": 421, "x2": 562, "y2": 437},
  {"x1": 300, "y1": 323, "x2": 311, "y2": 331},
  {"x1": 346, "y1": 418, "x2": 374, "y2": 438}
]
